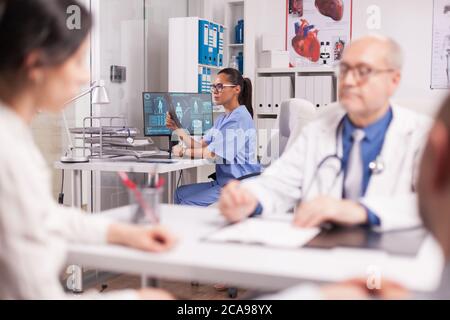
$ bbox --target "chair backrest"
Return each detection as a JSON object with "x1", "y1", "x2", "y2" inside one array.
[
  {"x1": 279, "y1": 98, "x2": 317, "y2": 155},
  {"x1": 261, "y1": 99, "x2": 338, "y2": 167}
]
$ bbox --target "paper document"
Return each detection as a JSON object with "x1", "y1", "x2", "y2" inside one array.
[{"x1": 206, "y1": 219, "x2": 320, "y2": 249}]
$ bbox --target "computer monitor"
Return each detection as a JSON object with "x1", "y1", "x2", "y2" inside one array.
[{"x1": 143, "y1": 92, "x2": 214, "y2": 136}]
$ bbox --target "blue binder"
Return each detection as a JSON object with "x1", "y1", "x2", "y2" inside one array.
[
  {"x1": 198, "y1": 67, "x2": 203, "y2": 93},
  {"x1": 211, "y1": 23, "x2": 219, "y2": 66},
  {"x1": 218, "y1": 25, "x2": 224, "y2": 67},
  {"x1": 208, "y1": 21, "x2": 215, "y2": 65},
  {"x1": 198, "y1": 20, "x2": 209, "y2": 65},
  {"x1": 206, "y1": 68, "x2": 212, "y2": 93},
  {"x1": 198, "y1": 67, "x2": 211, "y2": 93}
]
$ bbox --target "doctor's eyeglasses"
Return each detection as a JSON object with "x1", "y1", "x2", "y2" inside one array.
[
  {"x1": 334, "y1": 62, "x2": 395, "y2": 85},
  {"x1": 210, "y1": 83, "x2": 237, "y2": 94}
]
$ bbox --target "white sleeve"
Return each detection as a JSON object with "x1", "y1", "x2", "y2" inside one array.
[
  {"x1": 48, "y1": 204, "x2": 113, "y2": 245},
  {"x1": 241, "y1": 130, "x2": 308, "y2": 215},
  {"x1": 361, "y1": 194, "x2": 422, "y2": 231}
]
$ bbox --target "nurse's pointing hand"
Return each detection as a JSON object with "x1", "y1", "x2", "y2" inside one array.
[
  {"x1": 293, "y1": 196, "x2": 368, "y2": 228},
  {"x1": 219, "y1": 180, "x2": 258, "y2": 223}
]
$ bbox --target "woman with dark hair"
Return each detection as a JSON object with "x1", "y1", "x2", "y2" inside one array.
[
  {"x1": 166, "y1": 68, "x2": 261, "y2": 206},
  {"x1": 0, "y1": 0, "x2": 176, "y2": 299}
]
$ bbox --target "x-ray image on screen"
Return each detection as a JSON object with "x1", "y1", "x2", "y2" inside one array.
[{"x1": 143, "y1": 92, "x2": 213, "y2": 136}]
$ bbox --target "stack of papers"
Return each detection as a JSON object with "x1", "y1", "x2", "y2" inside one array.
[{"x1": 205, "y1": 219, "x2": 320, "y2": 249}]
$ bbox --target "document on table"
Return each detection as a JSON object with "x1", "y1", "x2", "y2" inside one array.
[{"x1": 205, "y1": 218, "x2": 320, "y2": 249}]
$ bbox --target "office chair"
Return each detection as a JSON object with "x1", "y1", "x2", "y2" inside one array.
[{"x1": 262, "y1": 98, "x2": 337, "y2": 167}]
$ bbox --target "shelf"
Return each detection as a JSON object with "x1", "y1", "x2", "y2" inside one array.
[
  {"x1": 198, "y1": 64, "x2": 223, "y2": 71},
  {"x1": 257, "y1": 66, "x2": 335, "y2": 74},
  {"x1": 256, "y1": 113, "x2": 278, "y2": 117},
  {"x1": 228, "y1": 43, "x2": 244, "y2": 47},
  {"x1": 228, "y1": 0, "x2": 244, "y2": 6}
]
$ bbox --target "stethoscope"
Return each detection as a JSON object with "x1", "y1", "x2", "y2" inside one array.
[{"x1": 302, "y1": 116, "x2": 386, "y2": 198}]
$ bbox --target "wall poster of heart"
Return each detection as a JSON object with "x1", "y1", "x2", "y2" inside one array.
[{"x1": 286, "y1": 0, "x2": 353, "y2": 68}]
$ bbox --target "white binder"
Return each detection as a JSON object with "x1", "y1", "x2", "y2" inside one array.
[
  {"x1": 264, "y1": 77, "x2": 273, "y2": 114},
  {"x1": 272, "y1": 77, "x2": 281, "y2": 115},
  {"x1": 256, "y1": 77, "x2": 266, "y2": 114},
  {"x1": 314, "y1": 76, "x2": 323, "y2": 109},
  {"x1": 305, "y1": 77, "x2": 315, "y2": 107},
  {"x1": 322, "y1": 75, "x2": 334, "y2": 107},
  {"x1": 295, "y1": 75, "x2": 307, "y2": 100},
  {"x1": 280, "y1": 77, "x2": 293, "y2": 106}
]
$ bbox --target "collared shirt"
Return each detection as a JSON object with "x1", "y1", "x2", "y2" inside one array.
[
  {"x1": 204, "y1": 105, "x2": 261, "y2": 187},
  {"x1": 341, "y1": 107, "x2": 394, "y2": 226}
]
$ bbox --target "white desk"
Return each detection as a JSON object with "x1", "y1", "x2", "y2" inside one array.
[
  {"x1": 54, "y1": 158, "x2": 210, "y2": 208},
  {"x1": 67, "y1": 204, "x2": 444, "y2": 293}
]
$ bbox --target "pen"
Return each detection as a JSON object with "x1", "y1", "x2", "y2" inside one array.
[{"x1": 117, "y1": 172, "x2": 159, "y2": 224}]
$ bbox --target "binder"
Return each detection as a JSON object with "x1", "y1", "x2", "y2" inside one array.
[
  {"x1": 257, "y1": 118, "x2": 268, "y2": 160},
  {"x1": 322, "y1": 75, "x2": 333, "y2": 107},
  {"x1": 295, "y1": 75, "x2": 307, "y2": 100},
  {"x1": 305, "y1": 77, "x2": 315, "y2": 107},
  {"x1": 264, "y1": 77, "x2": 273, "y2": 114},
  {"x1": 211, "y1": 23, "x2": 219, "y2": 66},
  {"x1": 206, "y1": 68, "x2": 212, "y2": 92},
  {"x1": 201, "y1": 67, "x2": 207, "y2": 93},
  {"x1": 198, "y1": 67, "x2": 211, "y2": 93},
  {"x1": 198, "y1": 66, "x2": 202, "y2": 93},
  {"x1": 280, "y1": 77, "x2": 293, "y2": 107},
  {"x1": 314, "y1": 76, "x2": 323, "y2": 109},
  {"x1": 256, "y1": 77, "x2": 266, "y2": 114},
  {"x1": 272, "y1": 77, "x2": 281, "y2": 115},
  {"x1": 198, "y1": 20, "x2": 209, "y2": 65},
  {"x1": 208, "y1": 21, "x2": 215, "y2": 65},
  {"x1": 218, "y1": 25, "x2": 224, "y2": 67}
]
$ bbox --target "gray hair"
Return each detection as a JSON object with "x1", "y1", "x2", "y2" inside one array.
[{"x1": 351, "y1": 34, "x2": 404, "y2": 71}]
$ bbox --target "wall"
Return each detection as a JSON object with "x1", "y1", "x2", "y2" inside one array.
[
  {"x1": 146, "y1": 0, "x2": 188, "y2": 92},
  {"x1": 351, "y1": 0, "x2": 446, "y2": 116},
  {"x1": 213, "y1": 0, "x2": 447, "y2": 117}
]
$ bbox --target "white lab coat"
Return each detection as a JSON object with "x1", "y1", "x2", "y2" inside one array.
[
  {"x1": 0, "y1": 103, "x2": 138, "y2": 299},
  {"x1": 242, "y1": 104, "x2": 433, "y2": 231}
]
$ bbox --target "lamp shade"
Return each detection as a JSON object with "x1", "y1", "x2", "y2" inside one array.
[{"x1": 92, "y1": 80, "x2": 110, "y2": 105}]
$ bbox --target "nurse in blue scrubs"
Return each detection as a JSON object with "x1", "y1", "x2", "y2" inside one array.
[{"x1": 166, "y1": 68, "x2": 261, "y2": 206}]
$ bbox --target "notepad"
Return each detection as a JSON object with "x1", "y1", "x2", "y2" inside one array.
[{"x1": 205, "y1": 219, "x2": 320, "y2": 249}]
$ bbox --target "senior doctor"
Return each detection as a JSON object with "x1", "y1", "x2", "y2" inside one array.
[{"x1": 219, "y1": 35, "x2": 432, "y2": 231}]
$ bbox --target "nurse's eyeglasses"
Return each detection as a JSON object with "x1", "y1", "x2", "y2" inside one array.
[{"x1": 210, "y1": 83, "x2": 237, "y2": 94}]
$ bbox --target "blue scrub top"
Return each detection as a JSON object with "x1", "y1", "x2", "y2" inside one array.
[{"x1": 203, "y1": 105, "x2": 261, "y2": 186}]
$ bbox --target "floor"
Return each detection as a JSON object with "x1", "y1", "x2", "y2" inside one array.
[{"x1": 86, "y1": 274, "x2": 250, "y2": 300}]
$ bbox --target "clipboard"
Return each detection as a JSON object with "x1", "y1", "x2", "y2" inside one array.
[{"x1": 304, "y1": 226, "x2": 427, "y2": 256}]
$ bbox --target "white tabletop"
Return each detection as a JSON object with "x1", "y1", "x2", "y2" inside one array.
[
  {"x1": 67, "y1": 205, "x2": 444, "y2": 292},
  {"x1": 54, "y1": 158, "x2": 210, "y2": 174}
]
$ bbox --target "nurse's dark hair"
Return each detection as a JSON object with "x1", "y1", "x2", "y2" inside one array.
[
  {"x1": 218, "y1": 68, "x2": 254, "y2": 118},
  {"x1": 0, "y1": 0, "x2": 91, "y2": 82}
]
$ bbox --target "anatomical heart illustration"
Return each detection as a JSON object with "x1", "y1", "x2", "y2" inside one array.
[
  {"x1": 315, "y1": 0, "x2": 344, "y2": 21},
  {"x1": 291, "y1": 19, "x2": 321, "y2": 62},
  {"x1": 287, "y1": 0, "x2": 351, "y2": 67}
]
